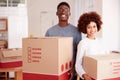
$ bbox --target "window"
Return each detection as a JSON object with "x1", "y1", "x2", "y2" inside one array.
[
  {"x1": 0, "y1": 0, "x2": 7, "y2": 7},
  {"x1": 0, "y1": 0, "x2": 26, "y2": 7}
]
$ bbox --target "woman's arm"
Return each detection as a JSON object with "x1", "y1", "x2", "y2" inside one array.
[{"x1": 75, "y1": 42, "x2": 86, "y2": 78}]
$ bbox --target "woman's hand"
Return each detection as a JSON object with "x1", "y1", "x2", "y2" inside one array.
[{"x1": 82, "y1": 74, "x2": 92, "y2": 80}]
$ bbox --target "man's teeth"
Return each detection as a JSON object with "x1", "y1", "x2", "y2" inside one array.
[{"x1": 62, "y1": 15, "x2": 66, "y2": 17}]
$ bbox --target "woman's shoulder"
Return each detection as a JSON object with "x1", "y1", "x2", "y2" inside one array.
[{"x1": 78, "y1": 38, "x2": 88, "y2": 46}]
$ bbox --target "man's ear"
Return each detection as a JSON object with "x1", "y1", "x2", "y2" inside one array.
[
  {"x1": 69, "y1": 12, "x2": 71, "y2": 16},
  {"x1": 56, "y1": 12, "x2": 58, "y2": 16}
]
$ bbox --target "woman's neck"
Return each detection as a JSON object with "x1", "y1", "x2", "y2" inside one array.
[{"x1": 87, "y1": 36, "x2": 96, "y2": 40}]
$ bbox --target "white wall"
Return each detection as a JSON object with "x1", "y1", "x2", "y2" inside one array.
[{"x1": 102, "y1": 0, "x2": 120, "y2": 51}]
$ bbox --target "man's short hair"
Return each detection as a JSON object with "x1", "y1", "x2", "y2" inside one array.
[{"x1": 57, "y1": 2, "x2": 70, "y2": 10}]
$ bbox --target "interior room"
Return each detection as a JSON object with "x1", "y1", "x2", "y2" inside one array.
[{"x1": 0, "y1": 0, "x2": 120, "y2": 80}]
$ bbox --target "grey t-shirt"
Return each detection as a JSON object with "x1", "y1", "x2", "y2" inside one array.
[{"x1": 45, "y1": 24, "x2": 82, "y2": 65}]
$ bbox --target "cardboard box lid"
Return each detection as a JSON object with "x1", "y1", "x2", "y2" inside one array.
[
  {"x1": 25, "y1": 37, "x2": 73, "y2": 40},
  {"x1": 1, "y1": 49, "x2": 22, "y2": 58},
  {"x1": 85, "y1": 53, "x2": 120, "y2": 61}
]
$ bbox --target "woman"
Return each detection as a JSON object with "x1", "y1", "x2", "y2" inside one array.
[{"x1": 75, "y1": 12, "x2": 109, "y2": 80}]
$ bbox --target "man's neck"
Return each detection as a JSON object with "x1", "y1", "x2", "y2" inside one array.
[{"x1": 58, "y1": 22, "x2": 69, "y2": 27}]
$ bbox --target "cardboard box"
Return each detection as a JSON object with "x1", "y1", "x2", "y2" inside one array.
[
  {"x1": 0, "y1": 48, "x2": 22, "y2": 68},
  {"x1": 0, "y1": 40, "x2": 7, "y2": 49},
  {"x1": 83, "y1": 53, "x2": 120, "y2": 80},
  {"x1": 22, "y1": 37, "x2": 73, "y2": 80},
  {"x1": 0, "y1": 40, "x2": 7, "y2": 46}
]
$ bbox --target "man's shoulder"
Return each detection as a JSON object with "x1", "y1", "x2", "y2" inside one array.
[
  {"x1": 69, "y1": 24, "x2": 76, "y2": 28},
  {"x1": 50, "y1": 24, "x2": 59, "y2": 29},
  {"x1": 45, "y1": 24, "x2": 58, "y2": 36},
  {"x1": 47, "y1": 24, "x2": 58, "y2": 31},
  {"x1": 69, "y1": 24, "x2": 80, "y2": 32},
  {"x1": 68, "y1": 24, "x2": 78, "y2": 30}
]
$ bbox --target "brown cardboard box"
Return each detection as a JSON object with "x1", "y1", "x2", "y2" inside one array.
[
  {"x1": 0, "y1": 49, "x2": 22, "y2": 68},
  {"x1": 0, "y1": 40, "x2": 7, "y2": 46},
  {"x1": 22, "y1": 37, "x2": 73, "y2": 80},
  {"x1": 83, "y1": 53, "x2": 120, "y2": 80},
  {"x1": 0, "y1": 40, "x2": 7, "y2": 49}
]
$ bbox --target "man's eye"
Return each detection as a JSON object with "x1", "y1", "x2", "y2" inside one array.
[{"x1": 58, "y1": 8, "x2": 69, "y2": 12}]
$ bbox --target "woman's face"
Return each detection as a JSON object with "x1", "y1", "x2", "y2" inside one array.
[{"x1": 86, "y1": 21, "x2": 98, "y2": 39}]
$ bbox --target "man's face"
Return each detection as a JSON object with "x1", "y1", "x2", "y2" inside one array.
[{"x1": 56, "y1": 5, "x2": 71, "y2": 22}]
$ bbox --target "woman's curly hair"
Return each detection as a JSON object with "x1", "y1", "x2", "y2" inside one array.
[{"x1": 77, "y1": 11, "x2": 103, "y2": 34}]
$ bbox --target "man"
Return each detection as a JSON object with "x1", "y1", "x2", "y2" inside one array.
[{"x1": 45, "y1": 2, "x2": 82, "y2": 80}]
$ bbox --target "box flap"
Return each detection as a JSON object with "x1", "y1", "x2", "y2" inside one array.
[
  {"x1": 1, "y1": 49, "x2": 22, "y2": 58},
  {"x1": 24, "y1": 37, "x2": 73, "y2": 39},
  {"x1": 86, "y1": 53, "x2": 120, "y2": 61}
]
